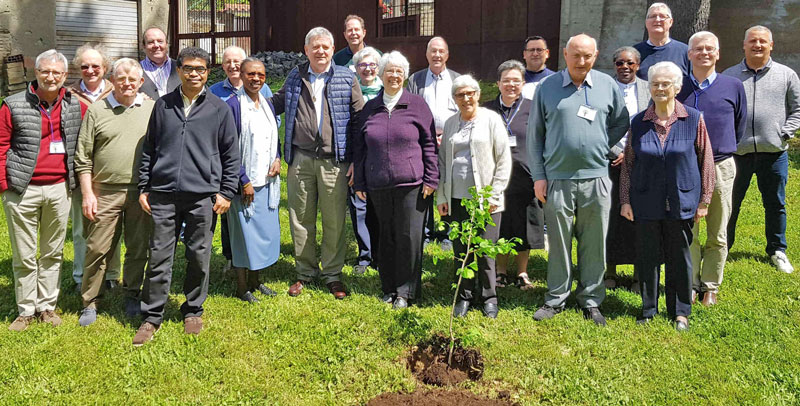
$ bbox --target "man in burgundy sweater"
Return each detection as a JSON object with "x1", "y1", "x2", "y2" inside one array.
[{"x1": 0, "y1": 49, "x2": 87, "y2": 332}]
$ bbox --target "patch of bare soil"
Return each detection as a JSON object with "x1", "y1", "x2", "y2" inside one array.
[
  {"x1": 367, "y1": 389, "x2": 516, "y2": 406},
  {"x1": 406, "y1": 334, "x2": 484, "y2": 386}
]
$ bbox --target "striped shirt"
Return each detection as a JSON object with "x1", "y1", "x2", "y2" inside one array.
[{"x1": 141, "y1": 57, "x2": 172, "y2": 97}]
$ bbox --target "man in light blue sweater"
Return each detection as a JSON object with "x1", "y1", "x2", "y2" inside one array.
[
  {"x1": 527, "y1": 34, "x2": 630, "y2": 326},
  {"x1": 723, "y1": 25, "x2": 800, "y2": 274}
]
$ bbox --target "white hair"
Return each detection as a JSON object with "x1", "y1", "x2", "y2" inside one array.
[
  {"x1": 688, "y1": 31, "x2": 719, "y2": 50},
  {"x1": 353, "y1": 46, "x2": 381, "y2": 66},
  {"x1": 378, "y1": 51, "x2": 410, "y2": 80},
  {"x1": 35, "y1": 49, "x2": 68, "y2": 72},
  {"x1": 647, "y1": 61, "x2": 683, "y2": 92},
  {"x1": 565, "y1": 34, "x2": 598, "y2": 52},
  {"x1": 646, "y1": 2, "x2": 672, "y2": 19},
  {"x1": 305, "y1": 27, "x2": 334, "y2": 47},
  {"x1": 222, "y1": 45, "x2": 247, "y2": 60},
  {"x1": 111, "y1": 57, "x2": 144, "y2": 79},
  {"x1": 426, "y1": 36, "x2": 449, "y2": 52},
  {"x1": 744, "y1": 25, "x2": 773, "y2": 43},
  {"x1": 452, "y1": 74, "x2": 481, "y2": 96}
]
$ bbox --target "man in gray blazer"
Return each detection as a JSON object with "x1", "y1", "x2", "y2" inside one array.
[
  {"x1": 605, "y1": 46, "x2": 652, "y2": 289},
  {"x1": 139, "y1": 27, "x2": 181, "y2": 100},
  {"x1": 406, "y1": 36, "x2": 460, "y2": 250}
]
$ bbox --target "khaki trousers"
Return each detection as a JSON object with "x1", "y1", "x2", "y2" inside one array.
[
  {"x1": 2, "y1": 183, "x2": 71, "y2": 316},
  {"x1": 71, "y1": 187, "x2": 121, "y2": 283},
  {"x1": 82, "y1": 186, "x2": 152, "y2": 308},
  {"x1": 287, "y1": 151, "x2": 348, "y2": 283},
  {"x1": 691, "y1": 157, "x2": 736, "y2": 293}
]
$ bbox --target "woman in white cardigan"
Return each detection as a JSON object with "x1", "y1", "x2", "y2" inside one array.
[{"x1": 436, "y1": 74, "x2": 512, "y2": 319}]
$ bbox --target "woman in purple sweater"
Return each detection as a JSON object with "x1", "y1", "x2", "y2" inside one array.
[{"x1": 352, "y1": 51, "x2": 439, "y2": 309}]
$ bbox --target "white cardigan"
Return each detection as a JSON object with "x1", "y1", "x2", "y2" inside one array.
[{"x1": 437, "y1": 107, "x2": 512, "y2": 212}]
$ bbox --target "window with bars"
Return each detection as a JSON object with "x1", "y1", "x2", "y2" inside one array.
[
  {"x1": 173, "y1": 0, "x2": 252, "y2": 64},
  {"x1": 378, "y1": 0, "x2": 435, "y2": 37}
]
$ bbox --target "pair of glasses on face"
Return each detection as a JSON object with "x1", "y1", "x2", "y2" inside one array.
[
  {"x1": 356, "y1": 62, "x2": 377, "y2": 70},
  {"x1": 80, "y1": 64, "x2": 102, "y2": 71},
  {"x1": 615, "y1": 61, "x2": 637, "y2": 67},
  {"x1": 454, "y1": 90, "x2": 477, "y2": 100},
  {"x1": 650, "y1": 82, "x2": 674, "y2": 90},
  {"x1": 500, "y1": 79, "x2": 523, "y2": 86},
  {"x1": 181, "y1": 66, "x2": 208, "y2": 74},
  {"x1": 524, "y1": 48, "x2": 546, "y2": 54},
  {"x1": 37, "y1": 69, "x2": 65, "y2": 78}
]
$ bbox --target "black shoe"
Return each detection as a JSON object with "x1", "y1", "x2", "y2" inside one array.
[
  {"x1": 453, "y1": 300, "x2": 470, "y2": 317},
  {"x1": 124, "y1": 297, "x2": 141, "y2": 318},
  {"x1": 382, "y1": 293, "x2": 395, "y2": 304},
  {"x1": 255, "y1": 284, "x2": 277, "y2": 297},
  {"x1": 392, "y1": 296, "x2": 408, "y2": 309},
  {"x1": 104, "y1": 280, "x2": 120, "y2": 290},
  {"x1": 353, "y1": 264, "x2": 368, "y2": 275},
  {"x1": 240, "y1": 291, "x2": 259, "y2": 303},
  {"x1": 635, "y1": 317, "x2": 652, "y2": 325},
  {"x1": 533, "y1": 305, "x2": 563, "y2": 321},
  {"x1": 483, "y1": 302, "x2": 498, "y2": 319},
  {"x1": 583, "y1": 307, "x2": 607, "y2": 326}
]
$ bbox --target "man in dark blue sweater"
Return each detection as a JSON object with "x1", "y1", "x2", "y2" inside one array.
[
  {"x1": 676, "y1": 31, "x2": 747, "y2": 308},
  {"x1": 633, "y1": 2, "x2": 690, "y2": 80}
]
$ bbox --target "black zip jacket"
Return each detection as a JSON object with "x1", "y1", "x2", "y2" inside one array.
[{"x1": 139, "y1": 87, "x2": 240, "y2": 200}]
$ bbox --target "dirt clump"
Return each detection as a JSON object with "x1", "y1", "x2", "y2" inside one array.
[
  {"x1": 406, "y1": 334, "x2": 484, "y2": 386},
  {"x1": 368, "y1": 389, "x2": 517, "y2": 406}
]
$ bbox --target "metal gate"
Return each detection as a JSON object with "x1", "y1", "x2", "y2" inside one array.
[{"x1": 170, "y1": 0, "x2": 253, "y2": 64}]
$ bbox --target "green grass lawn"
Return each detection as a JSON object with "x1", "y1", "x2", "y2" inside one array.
[{"x1": 0, "y1": 90, "x2": 799, "y2": 405}]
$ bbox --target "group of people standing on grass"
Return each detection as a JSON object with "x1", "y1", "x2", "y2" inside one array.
[{"x1": 1, "y1": 2, "x2": 797, "y2": 344}]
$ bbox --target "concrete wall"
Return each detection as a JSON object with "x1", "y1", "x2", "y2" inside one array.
[
  {"x1": 139, "y1": 0, "x2": 170, "y2": 60},
  {"x1": 0, "y1": 0, "x2": 57, "y2": 91},
  {"x1": 710, "y1": 0, "x2": 800, "y2": 74}
]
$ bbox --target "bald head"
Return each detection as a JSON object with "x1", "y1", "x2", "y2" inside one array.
[{"x1": 565, "y1": 34, "x2": 598, "y2": 53}]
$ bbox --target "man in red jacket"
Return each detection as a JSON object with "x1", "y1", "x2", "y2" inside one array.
[{"x1": 0, "y1": 49, "x2": 87, "y2": 332}]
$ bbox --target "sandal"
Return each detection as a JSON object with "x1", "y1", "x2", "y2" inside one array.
[
  {"x1": 516, "y1": 273, "x2": 534, "y2": 290},
  {"x1": 496, "y1": 273, "x2": 510, "y2": 288}
]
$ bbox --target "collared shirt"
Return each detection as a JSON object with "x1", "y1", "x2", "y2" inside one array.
[
  {"x1": 180, "y1": 86, "x2": 206, "y2": 116},
  {"x1": 141, "y1": 57, "x2": 172, "y2": 97},
  {"x1": 422, "y1": 68, "x2": 457, "y2": 132},
  {"x1": 690, "y1": 72, "x2": 718, "y2": 90},
  {"x1": 80, "y1": 80, "x2": 106, "y2": 103},
  {"x1": 561, "y1": 69, "x2": 594, "y2": 89},
  {"x1": 617, "y1": 80, "x2": 640, "y2": 118},
  {"x1": 646, "y1": 38, "x2": 672, "y2": 46},
  {"x1": 307, "y1": 64, "x2": 331, "y2": 137},
  {"x1": 107, "y1": 92, "x2": 144, "y2": 109}
]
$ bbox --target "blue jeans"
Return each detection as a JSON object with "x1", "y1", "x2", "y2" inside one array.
[{"x1": 728, "y1": 151, "x2": 788, "y2": 256}]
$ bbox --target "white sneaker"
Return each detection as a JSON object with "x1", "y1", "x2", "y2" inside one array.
[{"x1": 771, "y1": 251, "x2": 794, "y2": 273}]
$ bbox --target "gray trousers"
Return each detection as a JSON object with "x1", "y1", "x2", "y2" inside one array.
[
  {"x1": 542, "y1": 177, "x2": 610, "y2": 309},
  {"x1": 141, "y1": 192, "x2": 213, "y2": 326}
]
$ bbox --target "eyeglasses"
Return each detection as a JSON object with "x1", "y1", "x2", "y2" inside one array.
[
  {"x1": 80, "y1": 64, "x2": 102, "y2": 71},
  {"x1": 524, "y1": 48, "x2": 546, "y2": 54},
  {"x1": 691, "y1": 45, "x2": 717, "y2": 53},
  {"x1": 453, "y1": 90, "x2": 477, "y2": 100},
  {"x1": 37, "y1": 69, "x2": 65, "y2": 78},
  {"x1": 245, "y1": 72, "x2": 266, "y2": 79},
  {"x1": 384, "y1": 69, "x2": 404, "y2": 77},
  {"x1": 181, "y1": 66, "x2": 208, "y2": 74},
  {"x1": 356, "y1": 62, "x2": 377, "y2": 70},
  {"x1": 646, "y1": 14, "x2": 671, "y2": 21},
  {"x1": 650, "y1": 82, "x2": 674, "y2": 89},
  {"x1": 500, "y1": 79, "x2": 523, "y2": 86},
  {"x1": 615, "y1": 61, "x2": 637, "y2": 67}
]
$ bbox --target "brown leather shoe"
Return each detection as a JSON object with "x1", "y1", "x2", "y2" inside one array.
[
  {"x1": 184, "y1": 316, "x2": 203, "y2": 335},
  {"x1": 39, "y1": 310, "x2": 62, "y2": 327},
  {"x1": 132, "y1": 322, "x2": 159, "y2": 347},
  {"x1": 288, "y1": 280, "x2": 305, "y2": 297},
  {"x1": 8, "y1": 315, "x2": 35, "y2": 332},
  {"x1": 327, "y1": 281, "x2": 347, "y2": 300},
  {"x1": 701, "y1": 291, "x2": 717, "y2": 306}
]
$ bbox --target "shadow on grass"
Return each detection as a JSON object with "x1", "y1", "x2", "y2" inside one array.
[{"x1": 727, "y1": 250, "x2": 770, "y2": 263}]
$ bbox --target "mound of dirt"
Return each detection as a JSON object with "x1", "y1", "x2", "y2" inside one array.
[
  {"x1": 406, "y1": 334, "x2": 484, "y2": 386},
  {"x1": 368, "y1": 389, "x2": 516, "y2": 406}
]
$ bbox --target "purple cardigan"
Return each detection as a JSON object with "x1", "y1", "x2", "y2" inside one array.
[{"x1": 353, "y1": 90, "x2": 439, "y2": 191}]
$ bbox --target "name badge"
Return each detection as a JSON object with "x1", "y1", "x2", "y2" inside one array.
[
  {"x1": 49, "y1": 140, "x2": 65, "y2": 154},
  {"x1": 508, "y1": 136, "x2": 517, "y2": 148},
  {"x1": 577, "y1": 104, "x2": 598, "y2": 122}
]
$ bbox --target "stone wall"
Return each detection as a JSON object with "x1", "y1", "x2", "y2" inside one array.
[{"x1": 0, "y1": 0, "x2": 57, "y2": 93}]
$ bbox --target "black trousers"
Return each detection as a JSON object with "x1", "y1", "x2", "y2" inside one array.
[
  {"x1": 450, "y1": 199, "x2": 500, "y2": 305},
  {"x1": 142, "y1": 192, "x2": 214, "y2": 326},
  {"x1": 636, "y1": 218, "x2": 694, "y2": 319},
  {"x1": 370, "y1": 185, "x2": 427, "y2": 299},
  {"x1": 348, "y1": 186, "x2": 379, "y2": 266}
]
